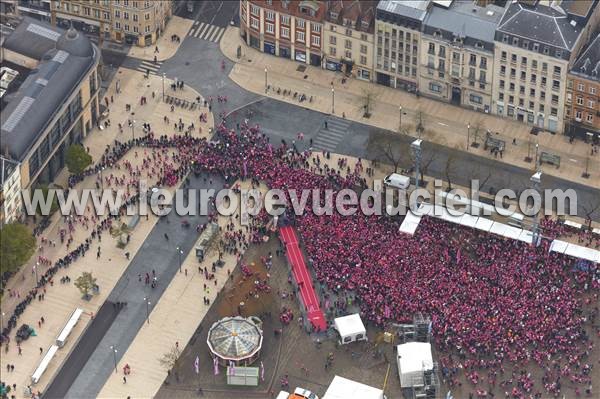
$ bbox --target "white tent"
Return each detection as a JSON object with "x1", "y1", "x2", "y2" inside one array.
[
  {"x1": 323, "y1": 375, "x2": 385, "y2": 399},
  {"x1": 334, "y1": 313, "x2": 367, "y2": 345},
  {"x1": 397, "y1": 342, "x2": 434, "y2": 388}
]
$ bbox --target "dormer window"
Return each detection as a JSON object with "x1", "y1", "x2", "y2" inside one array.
[
  {"x1": 282, "y1": 0, "x2": 289, "y2": 9},
  {"x1": 361, "y1": 20, "x2": 369, "y2": 30},
  {"x1": 300, "y1": 6, "x2": 315, "y2": 17},
  {"x1": 475, "y1": 42, "x2": 483, "y2": 49},
  {"x1": 329, "y1": 11, "x2": 338, "y2": 20}
]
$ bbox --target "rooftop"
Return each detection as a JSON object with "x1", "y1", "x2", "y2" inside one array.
[
  {"x1": 571, "y1": 33, "x2": 600, "y2": 82},
  {"x1": 0, "y1": 17, "x2": 99, "y2": 162},
  {"x1": 326, "y1": 0, "x2": 377, "y2": 33},
  {"x1": 377, "y1": 0, "x2": 430, "y2": 21},
  {"x1": 424, "y1": 0, "x2": 504, "y2": 44},
  {"x1": 497, "y1": 0, "x2": 595, "y2": 51}
]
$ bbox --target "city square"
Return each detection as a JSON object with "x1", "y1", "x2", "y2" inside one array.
[{"x1": 1, "y1": 1, "x2": 599, "y2": 399}]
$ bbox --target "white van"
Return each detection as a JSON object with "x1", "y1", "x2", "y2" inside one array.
[
  {"x1": 383, "y1": 173, "x2": 411, "y2": 190},
  {"x1": 276, "y1": 391, "x2": 290, "y2": 399}
]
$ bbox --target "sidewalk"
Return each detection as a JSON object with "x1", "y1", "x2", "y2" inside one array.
[
  {"x1": 97, "y1": 179, "x2": 259, "y2": 398},
  {"x1": 126, "y1": 16, "x2": 193, "y2": 62},
  {"x1": 0, "y1": 69, "x2": 213, "y2": 398},
  {"x1": 220, "y1": 27, "x2": 599, "y2": 189}
]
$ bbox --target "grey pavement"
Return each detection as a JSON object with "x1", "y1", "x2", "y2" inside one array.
[{"x1": 53, "y1": 172, "x2": 225, "y2": 399}]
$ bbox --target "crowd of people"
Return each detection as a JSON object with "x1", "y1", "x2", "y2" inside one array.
[{"x1": 1, "y1": 111, "x2": 598, "y2": 398}]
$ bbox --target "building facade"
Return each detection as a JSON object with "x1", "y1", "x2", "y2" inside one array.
[
  {"x1": 322, "y1": 0, "x2": 376, "y2": 81},
  {"x1": 240, "y1": 0, "x2": 326, "y2": 66},
  {"x1": 565, "y1": 33, "x2": 600, "y2": 141},
  {"x1": 491, "y1": 0, "x2": 599, "y2": 134},
  {"x1": 1, "y1": 17, "x2": 101, "y2": 197},
  {"x1": 0, "y1": 156, "x2": 21, "y2": 225},
  {"x1": 14, "y1": 0, "x2": 172, "y2": 47},
  {"x1": 419, "y1": 1, "x2": 503, "y2": 113},
  {"x1": 374, "y1": 0, "x2": 428, "y2": 92}
]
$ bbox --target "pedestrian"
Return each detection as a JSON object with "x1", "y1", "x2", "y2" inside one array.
[
  {"x1": 18, "y1": 346, "x2": 22, "y2": 356},
  {"x1": 325, "y1": 121, "x2": 328, "y2": 129},
  {"x1": 123, "y1": 376, "x2": 127, "y2": 384}
]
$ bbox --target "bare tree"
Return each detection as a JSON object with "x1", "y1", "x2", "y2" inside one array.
[
  {"x1": 361, "y1": 89, "x2": 375, "y2": 118},
  {"x1": 444, "y1": 155, "x2": 457, "y2": 191},
  {"x1": 159, "y1": 344, "x2": 182, "y2": 383},
  {"x1": 581, "y1": 198, "x2": 600, "y2": 230},
  {"x1": 468, "y1": 165, "x2": 493, "y2": 193},
  {"x1": 366, "y1": 132, "x2": 410, "y2": 173},
  {"x1": 416, "y1": 109, "x2": 425, "y2": 136},
  {"x1": 419, "y1": 150, "x2": 437, "y2": 184}
]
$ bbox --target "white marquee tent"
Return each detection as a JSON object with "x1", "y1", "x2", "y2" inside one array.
[
  {"x1": 334, "y1": 313, "x2": 367, "y2": 345},
  {"x1": 323, "y1": 375, "x2": 385, "y2": 399},
  {"x1": 396, "y1": 342, "x2": 434, "y2": 388}
]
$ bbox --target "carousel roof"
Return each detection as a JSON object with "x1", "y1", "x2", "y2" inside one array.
[{"x1": 207, "y1": 316, "x2": 263, "y2": 361}]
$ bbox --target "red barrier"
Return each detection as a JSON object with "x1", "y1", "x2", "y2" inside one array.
[{"x1": 279, "y1": 226, "x2": 327, "y2": 332}]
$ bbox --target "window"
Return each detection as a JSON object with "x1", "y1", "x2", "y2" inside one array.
[
  {"x1": 361, "y1": 33, "x2": 367, "y2": 41},
  {"x1": 145, "y1": 25, "x2": 150, "y2": 33},
  {"x1": 532, "y1": 60, "x2": 538, "y2": 70},
  {"x1": 587, "y1": 113, "x2": 593, "y2": 123},
  {"x1": 345, "y1": 39, "x2": 352, "y2": 49},
  {"x1": 533, "y1": 43, "x2": 539, "y2": 52},
  {"x1": 281, "y1": 15, "x2": 290, "y2": 25},
  {"x1": 576, "y1": 110, "x2": 582, "y2": 120},
  {"x1": 578, "y1": 83, "x2": 585, "y2": 91},
  {"x1": 297, "y1": 19, "x2": 305, "y2": 29},
  {"x1": 296, "y1": 31, "x2": 305, "y2": 42},
  {"x1": 330, "y1": 47, "x2": 336, "y2": 56},
  {"x1": 520, "y1": 86, "x2": 525, "y2": 95},
  {"x1": 313, "y1": 24, "x2": 321, "y2": 33},
  {"x1": 281, "y1": 27, "x2": 289, "y2": 38},
  {"x1": 551, "y1": 94, "x2": 558, "y2": 104},
  {"x1": 360, "y1": 45, "x2": 367, "y2": 54},
  {"x1": 329, "y1": 36, "x2": 336, "y2": 45},
  {"x1": 133, "y1": 26, "x2": 138, "y2": 33},
  {"x1": 452, "y1": 52, "x2": 460, "y2": 63},
  {"x1": 124, "y1": 24, "x2": 129, "y2": 31},
  {"x1": 470, "y1": 94, "x2": 482, "y2": 104},
  {"x1": 360, "y1": 55, "x2": 367, "y2": 65},
  {"x1": 576, "y1": 96, "x2": 583, "y2": 105},
  {"x1": 265, "y1": 23, "x2": 274, "y2": 34},
  {"x1": 590, "y1": 87, "x2": 596, "y2": 95},
  {"x1": 266, "y1": 10, "x2": 274, "y2": 20},
  {"x1": 531, "y1": 74, "x2": 536, "y2": 84},
  {"x1": 510, "y1": 68, "x2": 516, "y2": 78},
  {"x1": 509, "y1": 83, "x2": 515, "y2": 92},
  {"x1": 144, "y1": 12, "x2": 149, "y2": 20},
  {"x1": 469, "y1": 54, "x2": 476, "y2": 66},
  {"x1": 133, "y1": 14, "x2": 138, "y2": 22},
  {"x1": 567, "y1": 92, "x2": 572, "y2": 103},
  {"x1": 519, "y1": 98, "x2": 524, "y2": 107},
  {"x1": 115, "y1": 10, "x2": 120, "y2": 18},
  {"x1": 428, "y1": 42, "x2": 435, "y2": 55},
  {"x1": 480, "y1": 57, "x2": 487, "y2": 69},
  {"x1": 345, "y1": 28, "x2": 352, "y2": 36},
  {"x1": 553, "y1": 66, "x2": 561, "y2": 75},
  {"x1": 123, "y1": 11, "x2": 129, "y2": 20},
  {"x1": 429, "y1": 82, "x2": 442, "y2": 93},
  {"x1": 345, "y1": 50, "x2": 352, "y2": 59},
  {"x1": 311, "y1": 35, "x2": 320, "y2": 46},
  {"x1": 550, "y1": 107, "x2": 557, "y2": 116},
  {"x1": 499, "y1": 92, "x2": 504, "y2": 101},
  {"x1": 428, "y1": 56, "x2": 435, "y2": 69},
  {"x1": 520, "y1": 71, "x2": 526, "y2": 81},
  {"x1": 588, "y1": 99, "x2": 595, "y2": 109},
  {"x1": 250, "y1": 17, "x2": 259, "y2": 29},
  {"x1": 501, "y1": 51, "x2": 507, "y2": 60},
  {"x1": 511, "y1": 54, "x2": 517, "y2": 63},
  {"x1": 500, "y1": 65, "x2": 506, "y2": 76},
  {"x1": 83, "y1": 6, "x2": 90, "y2": 15},
  {"x1": 499, "y1": 80, "x2": 505, "y2": 89},
  {"x1": 530, "y1": 88, "x2": 536, "y2": 97},
  {"x1": 115, "y1": 21, "x2": 121, "y2": 29},
  {"x1": 521, "y1": 56, "x2": 527, "y2": 66},
  {"x1": 250, "y1": 4, "x2": 259, "y2": 15},
  {"x1": 451, "y1": 64, "x2": 459, "y2": 77},
  {"x1": 539, "y1": 104, "x2": 544, "y2": 113},
  {"x1": 439, "y1": 46, "x2": 446, "y2": 58},
  {"x1": 529, "y1": 101, "x2": 534, "y2": 110}
]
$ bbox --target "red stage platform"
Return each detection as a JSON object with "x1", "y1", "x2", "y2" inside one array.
[{"x1": 279, "y1": 226, "x2": 327, "y2": 332}]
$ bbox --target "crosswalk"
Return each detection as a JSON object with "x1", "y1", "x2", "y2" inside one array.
[
  {"x1": 136, "y1": 60, "x2": 162, "y2": 76},
  {"x1": 187, "y1": 21, "x2": 226, "y2": 42},
  {"x1": 313, "y1": 117, "x2": 352, "y2": 151}
]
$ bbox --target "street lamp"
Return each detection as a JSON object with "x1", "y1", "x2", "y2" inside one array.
[
  {"x1": 411, "y1": 139, "x2": 423, "y2": 206},
  {"x1": 109, "y1": 345, "x2": 118, "y2": 373},
  {"x1": 534, "y1": 143, "x2": 540, "y2": 170},
  {"x1": 34, "y1": 262, "x2": 39, "y2": 285},
  {"x1": 162, "y1": 73, "x2": 166, "y2": 101},
  {"x1": 467, "y1": 123, "x2": 470, "y2": 151},
  {"x1": 398, "y1": 106, "x2": 403, "y2": 132},
  {"x1": 176, "y1": 246, "x2": 184, "y2": 273},
  {"x1": 99, "y1": 166, "x2": 105, "y2": 190},
  {"x1": 1, "y1": 312, "x2": 5, "y2": 330},
  {"x1": 264, "y1": 68, "x2": 268, "y2": 93},
  {"x1": 131, "y1": 120, "x2": 136, "y2": 141},
  {"x1": 331, "y1": 88, "x2": 335, "y2": 114},
  {"x1": 143, "y1": 297, "x2": 151, "y2": 324}
]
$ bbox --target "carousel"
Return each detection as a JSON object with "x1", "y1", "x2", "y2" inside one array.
[{"x1": 207, "y1": 316, "x2": 263, "y2": 367}]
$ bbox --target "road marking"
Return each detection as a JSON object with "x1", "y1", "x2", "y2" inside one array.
[
  {"x1": 438, "y1": 122, "x2": 448, "y2": 126},
  {"x1": 209, "y1": 1, "x2": 224, "y2": 25},
  {"x1": 569, "y1": 158, "x2": 579, "y2": 163}
]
